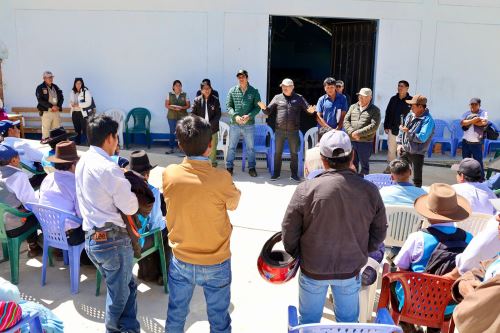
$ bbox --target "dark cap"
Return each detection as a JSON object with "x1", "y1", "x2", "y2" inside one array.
[
  {"x1": 0, "y1": 145, "x2": 22, "y2": 163},
  {"x1": 236, "y1": 69, "x2": 248, "y2": 78},
  {"x1": 0, "y1": 120, "x2": 20, "y2": 136},
  {"x1": 451, "y1": 158, "x2": 482, "y2": 179},
  {"x1": 469, "y1": 97, "x2": 481, "y2": 105},
  {"x1": 129, "y1": 150, "x2": 156, "y2": 174}
]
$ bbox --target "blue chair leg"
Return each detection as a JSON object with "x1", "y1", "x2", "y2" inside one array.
[
  {"x1": 63, "y1": 250, "x2": 69, "y2": 266},
  {"x1": 41, "y1": 243, "x2": 50, "y2": 287},
  {"x1": 68, "y1": 245, "x2": 83, "y2": 294}
]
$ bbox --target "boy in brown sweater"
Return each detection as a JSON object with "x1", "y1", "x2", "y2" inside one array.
[{"x1": 163, "y1": 115, "x2": 241, "y2": 333}]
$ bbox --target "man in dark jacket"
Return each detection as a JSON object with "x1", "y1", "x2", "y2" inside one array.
[
  {"x1": 191, "y1": 81, "x2": 222, "y2": 167},
  {"x1": 35, "y1": 71, "x2": 64, "y2": 140},
  {"x1": 282, "y1": 129, "x2": 387, "y2": 324},
  {"x1": 383, "y1": 80, "x2": 412, "y2": 170},
  {"x1": 258, "y1": 78, "x2": 315, "y2": 181}
]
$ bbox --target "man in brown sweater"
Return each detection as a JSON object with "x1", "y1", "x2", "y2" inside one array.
[{"x1": 162, "y1": 115, "x2": 241, "y2": 333}]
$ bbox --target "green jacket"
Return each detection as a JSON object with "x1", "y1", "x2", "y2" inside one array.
[
  {"x1": 226, "y1": 84, "x2": 261, "y2": 125},
  {"x1": 344, "y1": 103, "x2": 381, "y2": 142}
]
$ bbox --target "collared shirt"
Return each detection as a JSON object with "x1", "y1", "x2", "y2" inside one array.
[
  {"x1": 75, "y1": 146, "x2": 138, "y2": 231},
  {"x1": 2, "y1": 137, "x2": 44, "y2": 170},
  {"x1": 379, "y1": 182, "x2": 427, "y2": 206},
  {"x1": 452, "y1": 182, "x2": 497, "y2": 214},
  {"x1": 39, "y1": 170, "x2": 81, "y2": 231},
  {"x1": 2, "y1": 165, "x2": 38, "y2": 208},
  {"x1": 316, "y1": 93, "x2": 348, "y2": 128},
  {"x1": 462, "y1": 109, "x2": 487, "y2": 143}
]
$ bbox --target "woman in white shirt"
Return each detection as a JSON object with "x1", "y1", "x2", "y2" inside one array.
[{"x1": 69, "y1": 78, "x2": 94, "y2": 145}]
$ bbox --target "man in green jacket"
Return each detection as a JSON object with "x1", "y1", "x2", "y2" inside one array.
[
  {"x1": 344, "y1": 88, "x2": 381, "y2": 175},
  {"x1": 225, "y1": 69, "x2": 263, "y2": 177}
]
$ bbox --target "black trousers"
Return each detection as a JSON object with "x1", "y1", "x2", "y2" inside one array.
[
  {"x1": 71, "y1": 111, "x2": 87, "y2": 145},
  {"x1": 274, "y1": 129, "x2": 300, "y2": 177},
  {"x1": 400, "y1": 151, "x2": 425, "y2": 187},
  {"x1": 6, "y1": 214, "x2": 38, "y2": 246}
]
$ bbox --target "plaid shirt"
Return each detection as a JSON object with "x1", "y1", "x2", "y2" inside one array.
[{"x1": 226, "y1": 84, "x2": 261, "y2": 125}]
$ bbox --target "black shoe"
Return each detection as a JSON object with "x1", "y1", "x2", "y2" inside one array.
[
  {"x1": 227, "y1": 168, "x2": 233, "y2": 175},
  {"x1": 165, "y1": 148, "x2": 174, "y2": 154},
  {"x1": 249, "y1": 168, "x2": 257, "y2": 177},
  {"x1": 270, "y1": 174, "x2": 280, "y2": 181},
  {"x1": 290, "y1": 175, "x2": 301, "y2": 182}
]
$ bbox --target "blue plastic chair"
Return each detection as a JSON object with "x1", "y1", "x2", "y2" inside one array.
[
  {"x1": 241, "y1": 124, "x2": 274, "y2": 173},
  {"x1": 27, "y1": 203, "x2": 85, "y2": 294},
  {"x1": 288, "y1": 306, "x2": 403, "y2": 333},
  {"x1": 364, "y1": 173, "x2": 394, "y2": 189},
  {"x1": 428, "y1": 119, "x2": 453, "y2": 157},
  {"x1": 483, "y1": 121, "x2": 500, "y2": 157},
  {"x1": 450, "y1": 119, "x2": 463, "y2": 157},
  {"x1": 3, "y1": 310, "x2": 43, "y2": 333},
  {"x1": 306, "y1": 169, "x2": 324, "y2": 180}
]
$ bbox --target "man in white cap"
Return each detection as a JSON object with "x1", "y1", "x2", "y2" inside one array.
[
  {"x1": 36, "y1": 71, "x2": 64, "y2": 140},
  {"x1": 344, "y1": 87, "x2": 381, "y2": 175},
  {"x1": 258, "y1": 78, "x2": 315, "y2": 181},
  {"x1": 282, "y1": 129, "x2": 387, "y2": 324}
]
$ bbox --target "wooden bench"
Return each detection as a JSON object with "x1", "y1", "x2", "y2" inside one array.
[{"x1": 11, "y1": 107, "x2": 75, "y2": 137}]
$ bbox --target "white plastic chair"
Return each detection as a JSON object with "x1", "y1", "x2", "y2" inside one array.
[
  {"x1": 304, "y1": 127, "x2": 318, "y2": 151},
  {"x1": 359, "y1": 257, "x2": 381, "y2": 323},
  {"x1": 217, "y1": 121, "x2": 230, "y2": 163},
  {"x1": 385, "y1": 205, "x2": 425, "y2": 248},
  {"x1": 458, "y1": 213, "x2": 496, "y2": 236},
  {"x1": 104, "y1": 109, "x2": 125, "y2": 146},
  {"x1": 375, "y1": 123, "x2": 388, "y2": 154}
]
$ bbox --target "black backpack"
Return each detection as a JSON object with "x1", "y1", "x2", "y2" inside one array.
[
  {"x1": 485, "y1": 122, "x2": 499, "y2": 140},
  {"x1": 422, "y1": 227, "x2": 468, "y2": 275}
]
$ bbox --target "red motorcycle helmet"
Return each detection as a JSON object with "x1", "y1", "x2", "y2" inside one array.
[{"x1": 257, "y1": 232, "x2": 299, "y2": 284}]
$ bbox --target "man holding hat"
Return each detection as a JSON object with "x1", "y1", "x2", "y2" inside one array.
[
  {"x1": 452, "y1": 158, "x2": 496, "y2": 214},
  {"x1": 0, "y1": 145, "x2": 42, "y2": 257},
  {"x1": 460, "y1": 97, "x2": 488, "y2": 177},
  {"x1": 40, "y1": 127, "x2": 77, "y2": 174},
  {"x1": 282, "y1": 129, "x2": 387, "y2": 324},
  {"x1": 397, "y1": 94, "x2": 435, "y2": 187},
  {"x1": 344, "y1": 87, "x2": 381, "y2": 175},
  {"x1": 226, "y1": 69, "x2": 263, "y2": 177},
  {"x1": 36, "y1": 71, "x2": 64, "y2": 139},
  {"x1": 257, "y1": 78, "x2": 315, "y2": 181}
]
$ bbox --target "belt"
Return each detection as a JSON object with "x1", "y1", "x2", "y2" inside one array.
[
  {"x1": 86, "y1": 223, "x2": 127, "y2": 240},
  {"x1": 462, "y1": 139, "x2": 482, "y2": 145}
]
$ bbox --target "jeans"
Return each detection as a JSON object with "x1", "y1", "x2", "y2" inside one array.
[
  {"x1": 210, "y1": 133, "x2": 219, "y2": 166},
  {"x1": 85, "y1": 230, "x2": 139, "y2": 333},
  {"x1": 462, "y1": 140, "x2": 484, "y2": 178},
  {"x1": 352, "y1": 141, "x2": 373, "y2": 175},
  {"x1": 299, "y1": 272, "x2": 361, "y2": 324},
  {"x1": 274, "y1": 129, "x2": 300, "y2": 177},
  {"x1": 226, "y1": 124, "x2": 255, "y2": 169},
  {"x1": 400, "y1": 151, "x2": 425, "y2": 187},
  {"x1": 168, "y1": 119, "x2": 178, "y2": 149},
  {"x1": 166, "y1": 255, "x2": 232, "y2": 333}
]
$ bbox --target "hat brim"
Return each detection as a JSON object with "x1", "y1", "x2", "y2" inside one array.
[
  {"x1": 356, "y1": 93, "x2": 371, "y2": 97},
  {"x1": 405, "y1": 100, "x2": 417, "y2": 105},
  {"x1": 41, "y1": 132, "x2": 77, "y2": 145},
  {"x1": 46, "y1": 152, "x2": 81, "y2": 164},
  {"x1": 131, "y1": 164, "x2": 157, "y2": 174},
  {"x1": 414, "y1": 194, "x2": 471, "y2": 222}
]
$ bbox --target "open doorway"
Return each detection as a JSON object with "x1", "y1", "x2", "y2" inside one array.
[{"x1": 267, "y1": 16, "x2": 378, "y2": 133}]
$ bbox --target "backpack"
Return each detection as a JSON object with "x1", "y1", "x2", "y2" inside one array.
[
  {"x1": 422, "y1": 227, "x2": 468, "y2": 275},
  {"x1": 485, "y1": 122, "x2": 499, "y2": 140}
]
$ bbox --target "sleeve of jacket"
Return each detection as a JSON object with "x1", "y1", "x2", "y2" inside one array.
[
  {"x1": 282, "y1": 185, "x2": 305, "y2": 256},
  {"x1": 226, "y1": 88, "x2": 236, "y2": 122},
  {"x1": 248, "y1": 89, "x2": 262, "y2": 120},
  {"x1": 452, "y1": 264, "x2": 488, "y2": 302},
  {"x1": 409, "y1": 116, "x2": 435, "y2": 143},
  {"x1": 35, "y1": 85, "x2": 52, "y2": 111},
  {"x1": 368, "y1": 191, "x2": 388, "y2": 252},
  {"x1": 263, "y1": 95, "x2": 278, "y2": 116},
  {"x1": 343, "y1": 105, "x2": 354, "y2": 134},
  {"x1": 213, "y1": 97, "x2": 222, "y2": 123},
  {"x1": 396, "y1": 113, "x2": 410, "y2": 144},
  {"x1": 79, "y1": 89, "x2": 92, "y2": 109},
  {"x1": 384, "y1": 97, "x2": 394, "y2": 129},
  {"x1": 55, "y1": 84, "x2": 64, "y2": 109},
  {"x1": 105, "y1": 166, "x2": 139, "y2": 216},
  {"x1": 220, "y1": 171, "x2": 241, "y2": 211},
  {"x1": 357, "y1": 106, "x2": 381, "y2": 137}
]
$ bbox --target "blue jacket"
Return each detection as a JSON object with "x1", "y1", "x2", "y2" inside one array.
[{"x1": 397, "y1": 109, "x2": 435, "y2": 155}]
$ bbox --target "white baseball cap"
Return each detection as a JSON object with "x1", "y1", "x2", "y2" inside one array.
[
  {"x1": 319, "y1": 130, "x2": 352, "y2": 158},
  {"x1": 279, "y1": 78, "x2": 294, "y2": 87},
  {"x1": 356, "y1": 88, "x2": 372, "y2": 97}
]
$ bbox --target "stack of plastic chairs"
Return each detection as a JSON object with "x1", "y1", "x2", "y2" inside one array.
[
  {"x1": 450, "y1": 119, "x2": 463, "y2": 157},
  {"x1": 242, "y1": 124, "x2": 274, "y2": 173},
  {"x1": 304, "y1": 127, "x2": 318, "y2": 152},
  {"x1": 217, "y1": 122, "x2": 230, "y2": 163},
  {"x1": 427, "y1": 119, "x2": 453, "y2": 157}
]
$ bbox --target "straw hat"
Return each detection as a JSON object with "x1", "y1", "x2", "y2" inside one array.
[{"x1": 414, "y1": 183, "x2": 471, "y2": 222}]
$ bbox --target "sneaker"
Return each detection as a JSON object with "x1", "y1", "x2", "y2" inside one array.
[
  {"x1": 270, "y1": 174, "x2": 280, "y2": 181},
  {"x1": 290, "y1": 175, "x2": 301, "y2": 182},
  {"x1": 226, "y1": 168, "x2": 233, "y2": 175},
  {"x1": 249, "y1": 168, "x2": 257, "y2": 177}
]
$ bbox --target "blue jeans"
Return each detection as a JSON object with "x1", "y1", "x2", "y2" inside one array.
[
  {"x1": 352, "y1": 141, "x2": 373, "y2": 175},
  {"x1": 166, "y1": 255, "x2": 232, "y2": 333},
  {"x1": 85, "y1": 231, "x2": 139, "y2": 333},
  {"x1": 168, "y1": 119, "x2": 178, "y2": 149},
  {"x1": 462, "y1": 140, "x2": 484, "y2": 178},
  {"x1": 226, "y1": 124, "x2": 255, "y2": 169},
  {"x1": 299, "y1": 272, "x2": 361, "y2": 324}
]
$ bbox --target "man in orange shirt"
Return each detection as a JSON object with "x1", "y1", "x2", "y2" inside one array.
[{"x1": 162, "y1": 115, "x2": 241, "y2": 333}]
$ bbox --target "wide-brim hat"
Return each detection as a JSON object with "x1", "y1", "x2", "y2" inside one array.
[
  {"x1": 46, "y1": 140, "x2": 80, "y2": 163},
  {"x1": 414, "y1": 183, "x2": 471, "y2": 222},
  {"x1": 129, "y1": 150, "x2": 156, "y2": 174},
  {"x1": 41, "y1": 127, "x2": 77, "y2": 145}
]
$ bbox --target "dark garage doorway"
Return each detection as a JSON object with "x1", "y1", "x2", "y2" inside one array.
[{"x1": 267, "y1": 16, "x2": 378, "y2": 133}]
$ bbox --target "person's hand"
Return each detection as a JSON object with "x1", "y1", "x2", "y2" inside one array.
[
  {"x1": 478, "y1": 119, "x2": 488, "y2": 126},
  {"x1": 306, "y1": 105, "x2": 316, "y2": 114},
  {"x1": 71, "y1": 102, "x2": 78, "y2": 108},
  {"x1": 397, "y1": 144, "x2": 404, "y2": 156},
  {"x1": 235, "y1": 116, "x2": 243, "y2": 124},
  {"x1": 458, "y1": 280, "x2": 481, "y2": 298},
  {"x1": 399, "y1": 125, "x2": 409, "y2": 133},
  {"x1": 352, "y1": 131, "x2": 360, "y2": 140},
  {"x1": 384, "y1": 129, "x2": 390, "y2": 134},
  {"x1": 242, "y1": 115, "x2": 250, "y2": 123},
  {"x1": 257, "y1": 101, "x2": 266, "y2": 110},
  {"x1": 51, "y1": 106, "x2": 59, "y2": 112}
]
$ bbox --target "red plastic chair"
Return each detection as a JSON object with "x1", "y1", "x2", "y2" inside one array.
[{"x1": 377, "y1": 268, "x2": 456, "y2": 333}]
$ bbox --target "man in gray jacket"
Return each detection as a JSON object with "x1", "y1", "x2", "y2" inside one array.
[
  {"x1": 344, "y1": 88, "x2": 381, "y2": 175},
  {"x1": 282, "y1": 129, "x2": 387, "y2": 324}
]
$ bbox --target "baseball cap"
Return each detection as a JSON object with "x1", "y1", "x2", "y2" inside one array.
[
  {"x1": 0, "y1": 120, "x2": 20, "y2": 136},
  {"x1": 356, "y1": 88, "x2": 372, "y2": 97},
  {"x1": 236, "y1": 69, "x2": 248, "y2": 78},
  {"x1": 336, "y1": 80, "x2": 344, "y2": 87},
  {"x1": 279, "y1": 78, "x2": 294, "y2": 87},
  {"x1": 319, "y1": 130, "x2": 352, "y2": 158},
  {"x1": 451, "y1": 158, "x2": 482, "y2": 179},
  {"x1": 469, "y1": 97, "x2": 481, "y2": 105},
  {"x1": 406, "y1": 94, "x2": 427, "y2": 105},
  {"x1": 0, "y1": 145, "x2": 21, "y2": 163},
  {"x1": 43, "y1": 71, "x2": 54, "y2": 78}
]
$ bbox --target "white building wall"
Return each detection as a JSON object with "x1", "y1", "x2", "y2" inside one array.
[{"x1": 1, "y1": 0, "x2": 499, "y2": 134}]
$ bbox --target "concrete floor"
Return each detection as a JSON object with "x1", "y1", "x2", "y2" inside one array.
[{"x1": 0, "y1": 145, "x2": 465, "y2": 332}]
